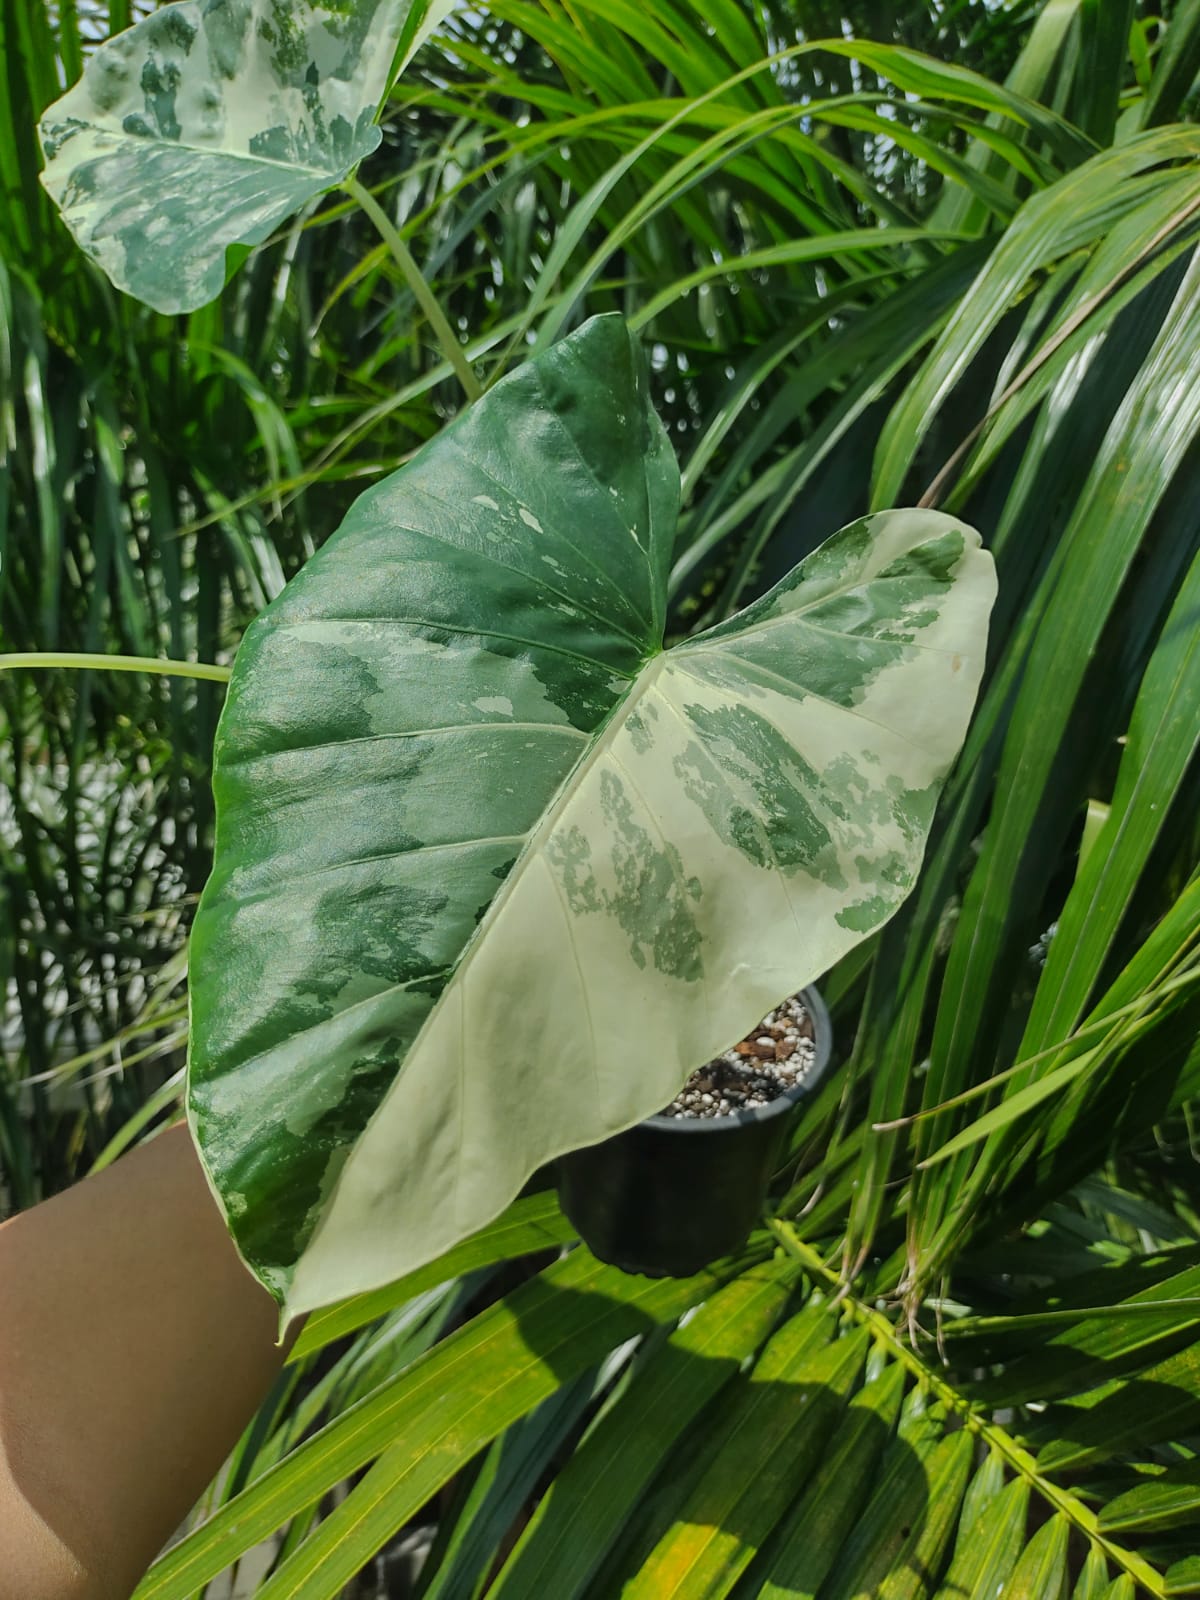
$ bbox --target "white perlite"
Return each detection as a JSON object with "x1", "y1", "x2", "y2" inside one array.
[{"x1": 658, "y1": 992, "x2": 819, "y2": 1120}]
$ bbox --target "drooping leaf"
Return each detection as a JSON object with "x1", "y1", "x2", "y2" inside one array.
[
  {"x1": 1019, "y1": 538, "x2": 1200, "y2": 1053},
  {"x1": 957, "y1": 1255, "x2": 1200, "y2": 1406},
  {"x1": 1099, "y1": 1459, "x2": 1200, "y2": 1537},
  {"x1": 1071, "y1": 1548, "x2": 1113, "y2": 1600},
  {"x1": 37, "y1": 0, "x2": 453, "y2": 314},
  {"x1": 1165, "y1": 1554, "x2": 1200, "y2": 1596},
  {"x1": 416, "y1": 1368, "x2": 604, "y2": 1600},
  {"x1": 907, "y1": 243, "x2": 1200, "y2": 1280},
  {"x1": 813, "y1": 1393, "x2": 955, "y2": 1600},
  {"x1": 873, "y1": 131, "x2": 1200, "y2": 505},
  {"x1": 754, "y1": 1362, "x2": 907, "y2": 1600},
  {"x1": 933, "y1": 1472, "x2": 1029, "y2": 1600},
  {"x1": 1003, "y1": 1514, "x2": 1070, "y2": 1600},
  {"x1": 186, "y1": 314, "x2": 996, "y2": 1321},
  {"x1": 1036, "y1": 1338, "x2": 1200, "y2": 1472}
]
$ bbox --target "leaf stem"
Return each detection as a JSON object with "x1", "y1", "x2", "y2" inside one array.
[
  {"x1": 0, "y1": 652, "x2": 230, "y2": 682},
  {"x1": 769, "y1": 1218, "x2": 1167, "y2": 1598},
  {"x1": 343, "y1": 175, "x2": 482, "y2": 405}
]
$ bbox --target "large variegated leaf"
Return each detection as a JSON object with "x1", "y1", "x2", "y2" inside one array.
[
  {"x1": 186, "y1": 315, "x2": 996, "y2": 1323},
  {"x1": 37, "y1": 0, "x2": 452, "y2": 314}
]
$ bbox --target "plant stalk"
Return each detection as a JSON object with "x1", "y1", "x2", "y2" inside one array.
[
  {"x1": 343, "y1": 175, "x2": 483, "y2": 405},
  {"x1": 0, "y1": 652, "x2": 231, "y2": 682}
]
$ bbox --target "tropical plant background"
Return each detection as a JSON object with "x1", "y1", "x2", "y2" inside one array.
[{"x1": 3, "y1": 0, "x2": 1200, "y2": 1594}]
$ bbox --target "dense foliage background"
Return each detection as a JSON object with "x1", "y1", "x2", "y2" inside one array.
[{"x1": 3, "y1": 0, "x2": 1200, "y2": 1595}]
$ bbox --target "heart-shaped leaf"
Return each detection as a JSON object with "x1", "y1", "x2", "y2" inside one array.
[
  {"x1": 38, "y1": 0, "x2": 452, "y2": 314},
  {"x1": 187, "y1": 315, "x2": 996, "y2": 1322}
]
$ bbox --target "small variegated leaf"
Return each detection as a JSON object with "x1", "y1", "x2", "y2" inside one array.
[
  {"x1": 38, "y1": 0, "x2": 453, "y2": 314},
  {"x1": 186, "y1": 314, "x2": 996, "y2": 1322}
]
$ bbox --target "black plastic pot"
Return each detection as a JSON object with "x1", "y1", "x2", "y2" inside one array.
[{"x1": 557, "y1": 985, "x2": 833, "y2": 1277}]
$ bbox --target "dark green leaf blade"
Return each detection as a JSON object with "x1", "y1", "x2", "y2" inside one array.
[
  {"x1": 135, "y1": 1246, "x2": 732, "y2": 1600},
  {"x1": 1100, "y1": 1460, "x2": 1200, "y2": 1536},
  {"x1": 933, "y1": 1473, "x2": 1029, "y2": 1600},
  {"x1": 754, "y1": 1362, "x2": 907, "y2": 1600},
  {"x1": 623, "y1": 1319, "x2": 869, "y2": 1597}
]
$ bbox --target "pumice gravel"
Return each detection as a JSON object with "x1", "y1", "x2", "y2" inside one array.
[{"x1": 659, "y1": 992, "x2": 819, "y2": 1120}]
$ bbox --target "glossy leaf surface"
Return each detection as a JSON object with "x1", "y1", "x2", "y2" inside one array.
[
  {"x1": 38, "y1": 0, "x2": 451, "y2": 313},
  {"x1": 186, "y1": 314, "x2": 995, "y2": 1319}
]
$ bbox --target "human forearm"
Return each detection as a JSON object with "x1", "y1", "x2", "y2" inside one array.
[{"x1": 0, "y1": 1121, "x2": 288, "y2": 1600}]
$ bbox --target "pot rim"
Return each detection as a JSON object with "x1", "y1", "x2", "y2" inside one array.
[{"x1": 637, "y1": 983, "x2": 834, "y2": 1135}]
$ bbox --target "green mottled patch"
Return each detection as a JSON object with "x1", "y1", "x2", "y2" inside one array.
[
  {"x1": 250, "y1": 124, "x2": 296, "y2": 160},
  {"x1": 547, "y1": 826, "x2": 603, "y2": 915},
  {"x1": 880, "y1": 526, "x2": 965, "y2": 586},
  {"x1": 306, "y1": 882, "x2": 451, "y2": 1002},
  {"x1": 625, "y1": 703, "x2": 657, "y2": 755},
  {"x1": 152, "y1": 7, "x2": 199, "y2": 52},
  {"x1": 821, "y1": 756, "x2": 938, "y2": 854},
  {"x1": 599, "y1": 769, "x2": 703, "y2": 980},
  {"x1": 837, "y1": 893, "x2": 894, "y2": 933},
  {"x1": 855, "y1": 850, "x2": 908, "y2": 890},
  {"x1": 223, "y1": 633, "x2": 383, "y2": 755},
  {"x1": 547, "y1": 785, "x2": 703, "y2": 982},
  {"x1": 202, "y1": 1025, "x2": 419, "y2": 1291},
  {"x1": 136, "y1": 56, "x2": 183, "y2": 139},
  {"x1": 889, "y1": 773, "x2": 940, "y2": 841},
  {"x1": 676, "y1": 702, "x2": 847, "y2": 882},
  {"x1": 773, "y1": 516, "x2": 877, "y2": 601}
]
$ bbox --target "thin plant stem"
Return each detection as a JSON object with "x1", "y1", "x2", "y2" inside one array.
[
  {"x1": 0, "y1": 652, "x2": 231, "y2": 682},
  {"x1": 343, "y1": 175, "x2": 483, "y2": 405}
]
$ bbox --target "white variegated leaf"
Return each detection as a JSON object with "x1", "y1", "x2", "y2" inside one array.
[
  {"x1": 185, "y1": 314, "x2": 996, "y2": 1322},
  {"x1": 38, "y1": 0, "x2": 454, "y2": 314}
]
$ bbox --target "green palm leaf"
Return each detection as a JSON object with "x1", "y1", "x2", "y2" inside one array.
[
  {"x1": 135, "y1": 1245, "x2": 734, "y2": 1600},
  {"x1": 489, "y1": 1263, "x2": 799, "y2": 1600}
]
